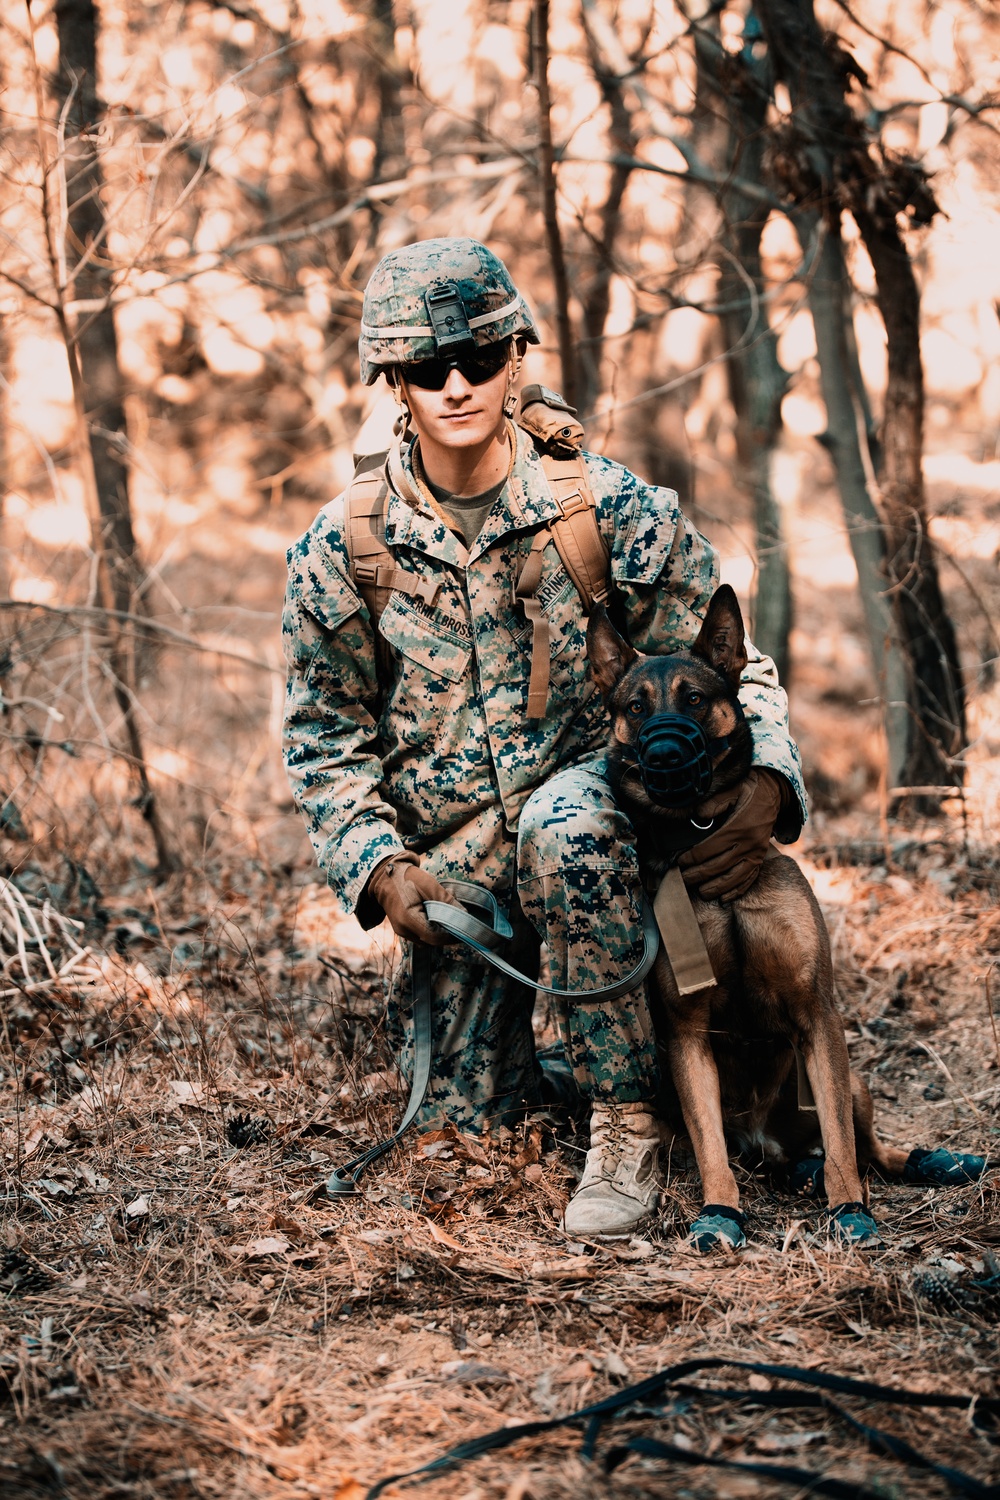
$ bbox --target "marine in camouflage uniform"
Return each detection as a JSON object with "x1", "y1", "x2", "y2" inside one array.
[{"x1": 283, "y1": 239, "x2": 805, "y2": 1234}]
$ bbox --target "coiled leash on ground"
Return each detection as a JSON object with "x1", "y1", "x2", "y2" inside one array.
[
  {"x1": 326, "y1": 878, "x2": 665, "y2": 1197},
  {"x1": 364, "y1": 1356, "x2": 1000, "y2": 1500}
]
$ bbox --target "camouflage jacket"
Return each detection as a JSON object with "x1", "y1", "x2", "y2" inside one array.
[{"x1": 282, "y1": 425, "x2": 806, "y2": 919}]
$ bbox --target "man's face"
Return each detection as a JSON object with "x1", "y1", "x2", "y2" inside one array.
[{"x1": 399, "y1": 348, "x2": 511, "y2": 451}]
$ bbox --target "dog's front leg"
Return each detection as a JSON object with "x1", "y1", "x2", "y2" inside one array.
[
  {"x1": 798, "y1": 1011, "x2": 862, "y2": 1207},
  {"x1": 798, "y1": 1011, "x2": 880, "y2": 1244},
  {"x1": 667, "y1": 1027, "x2": 737, "y2": 1201},
  {"x1": 659, "y1": 972, "x2": 746, "y2": 1251}
]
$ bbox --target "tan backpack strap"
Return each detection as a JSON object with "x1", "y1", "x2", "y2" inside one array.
[
  {"x1": 511, "y1": 385, "x2": 612, "y2": 722},
  {"x1": 517, "y1": 383, "x2": 610, "y2": 615},
  {"x1": 345, "y1": 460, "x2": 441, "y2": 636},
  {"x1": 514, "y1": 462, "x2": 609, "y2": 719},
  {"x1": 540, "y1": 452, "x2": 610, "y2": 614},
  {"x1": 514, "y1": 531, "x2": 552, "y2": 720}
]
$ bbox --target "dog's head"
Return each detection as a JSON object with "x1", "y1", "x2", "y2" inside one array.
[{"x1": 587, "y1": 585, "x2": 754, "y2": 821}]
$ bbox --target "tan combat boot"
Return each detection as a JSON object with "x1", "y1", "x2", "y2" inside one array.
[{"x1": 562, "y1": 1101, "x2": 667, "y2": 1238}]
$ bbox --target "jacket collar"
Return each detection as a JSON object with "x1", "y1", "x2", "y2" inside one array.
[
  {"x1": 383, "y1": 426, "x2": 561, "y2": 567},
  {"x1": 470, "y1": 428, "x2": 561, "y2": 561}
]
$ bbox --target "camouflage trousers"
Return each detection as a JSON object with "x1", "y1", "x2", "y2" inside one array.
[{"x1": 388, "y1": 752, "x2": 661, "y2": 1131}]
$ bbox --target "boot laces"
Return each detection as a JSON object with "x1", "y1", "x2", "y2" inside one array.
[{"x1": 597, "y1": 1102, "x2": 626, "y2": 1171}]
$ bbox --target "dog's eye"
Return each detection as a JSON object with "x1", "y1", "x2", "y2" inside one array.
[
  {"x1": 626, "y1": 697, "x2": 644, "y2": 718},
  {"x1": 686, "y1": 690, "x2": 703, "y2": 708}
]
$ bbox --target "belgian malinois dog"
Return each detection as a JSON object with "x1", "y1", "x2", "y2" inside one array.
[{"x1": 587, "y1": 585, "x2": 985, "y2": 1250}]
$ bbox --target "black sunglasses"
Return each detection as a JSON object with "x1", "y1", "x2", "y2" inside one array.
[{"x1": 398, "y1": 339, "x2": 511, "y2": 391}]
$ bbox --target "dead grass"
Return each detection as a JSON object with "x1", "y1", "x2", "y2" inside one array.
[{"x1": 1, "y1": 808, "x2": 999, "y2": 1500}]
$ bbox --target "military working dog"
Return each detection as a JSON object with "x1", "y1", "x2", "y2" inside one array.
[{"x1": 587, "y1": 585, "x2": 985, "y2": 1250}]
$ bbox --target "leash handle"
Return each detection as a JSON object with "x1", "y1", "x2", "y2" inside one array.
[
  {"x1": 326, "y1": 879, "x2": 661, "y2": 1198},
  {"x1": 424, "y1": 880, "x2": 512, "y2": 950},
  {"x1": 426, "y1": 884, "x2": 660, "y2": 1004}
]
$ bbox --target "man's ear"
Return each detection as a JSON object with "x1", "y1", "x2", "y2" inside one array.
[
  {"x1": 587, "y1": 604, "x2": 638, "y2": 700},
  {"x1": 691, "y1": 585, "x2": 749, "y2": 688}
]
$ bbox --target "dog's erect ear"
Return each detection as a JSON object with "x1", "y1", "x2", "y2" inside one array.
[
  {"x1": 691, "y1": 585, "x2": 749, "y2": 688},
  {"x1": 587, "y1": 604, "x2": 638, "y2": 700}
]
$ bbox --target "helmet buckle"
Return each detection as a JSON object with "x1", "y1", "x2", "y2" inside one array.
[{"x1": 425, "y1": 283, "x2": 475, "y2": 356}]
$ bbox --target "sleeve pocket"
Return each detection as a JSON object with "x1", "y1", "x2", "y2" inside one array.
[{"x1": 611, "y1": 482, "x2": 679, "y2": 586}]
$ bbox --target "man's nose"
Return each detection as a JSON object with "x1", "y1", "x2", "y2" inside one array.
[{"x1": 442, "y1": 367, "x2": 474, "y2": 399}]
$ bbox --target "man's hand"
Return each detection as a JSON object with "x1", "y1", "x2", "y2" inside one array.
[
  {"x1": 677, "y1": 770, "x2": 784, "y2": 902},
  {"x1": 366, "y1": 854, "x2": 459, "y2": 945}
]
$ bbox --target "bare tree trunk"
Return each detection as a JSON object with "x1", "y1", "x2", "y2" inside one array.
[
  {"x1": 794, "y1": 213, "x2": 911, "y2": 784},
  {"x1": 533, "y1": 0, "x2": 577, "y2": 409},
  {"x1": 693, "y1": 16, "x2": 792, "y2": 680},
  {"x1": 368, "y1": 0, "x2": 405, "y2": 182},
  {"x1": 578, "y1": 4, "x2": 636, "y2": 418},
  {"x1": 54, "y1": 0, "x2": 141, "y2": 618},
  {"x1": 755, "y1": 0, "x2": 966, "y2": 798},
  {"x1": 853, "y1": 205, "x2": 966, "y2": 787},
  {"x1": 0, "y1": 312, "x2": 9, "y2": 604},
  {"x1": 37, "y1": 0, "x2": 174, "y2": 874}
]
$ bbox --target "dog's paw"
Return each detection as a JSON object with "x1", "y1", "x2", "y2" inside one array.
[
  {"x1": 829, "y1": 1201, "x2": 881, "y2": 1247},
  {"x1": 688, "y1": 1204, "x2": 747, "y2": 1253},
  {"x1": 902, "y1": 1148, "x2": 987, "y2": 1186},
  {"x1": 789, "y1": 1155, "x2": 825, "y2": 1196}
]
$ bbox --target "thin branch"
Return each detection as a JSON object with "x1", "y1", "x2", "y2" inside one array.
[
  {"x1": 0, "y1": 257, "x2": 58, "y2": 310},
  {"x1": 829, "y1": 0, "x2": 1000, "y2": 133},
  {"x1": 62, "y1": 158, "x2": 527, "y2": 314},
  {"x1": 533, "y1": 0, "x2": 576, "y2": 408},
  {"x1": 0, "y1": 602, "x2": 281, "y2": 675},
  {"x1": 561, "y1": 152, "x2": 782, "y2": 211}
]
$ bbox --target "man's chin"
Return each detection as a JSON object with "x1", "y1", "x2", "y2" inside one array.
[{"x1": 433, "y1": 417, "x2": 493, "y2": 445}]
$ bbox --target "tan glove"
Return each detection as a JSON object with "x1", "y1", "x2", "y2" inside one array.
[
  {"x1": 366, "y1": 853, "x2": 459, "y2": 946},
  {"x1": 678, "y1": 769, "x2": 784, "y2": 902}
]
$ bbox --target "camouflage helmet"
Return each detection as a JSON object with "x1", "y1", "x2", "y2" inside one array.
[{"x1": 359, "y1": 237, "x2": 539, "y2": 385}]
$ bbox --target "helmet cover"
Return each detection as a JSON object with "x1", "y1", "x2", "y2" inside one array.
[{"x1": 359, "y1": 237, "x2": 539, "y2": 385}]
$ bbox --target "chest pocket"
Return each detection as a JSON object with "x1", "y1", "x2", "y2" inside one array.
[
  {"x1": 376, "y1": 592, "x2": 473, "y2": 755},
  {"x1": 376, "y1": 592, "x2": 470, "y2": 734}
]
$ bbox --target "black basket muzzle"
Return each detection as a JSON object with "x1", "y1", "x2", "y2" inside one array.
[{"x1": 635, "y1": 713, "x2": 730, "y2": 808}]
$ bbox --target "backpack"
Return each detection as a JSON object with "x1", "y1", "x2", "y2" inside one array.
[{"x1": 344, "y1": 384, "x2": 610, "y2": 720}]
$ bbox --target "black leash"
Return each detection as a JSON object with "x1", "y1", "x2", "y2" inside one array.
[
  {"x1": 325, "y1": 942, "x2": 436, "y2": 1197},
  {"x1": 327, "y1": 879, "x2": 660, "y2": 1197},
  {"x1": 364, "y1": 1356, "x2": 1000, "y2": 1499}
]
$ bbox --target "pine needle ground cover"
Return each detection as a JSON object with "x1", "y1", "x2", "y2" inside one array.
[{"x1": 1, "y1": 809, "x2": 998, "y2": 1500}]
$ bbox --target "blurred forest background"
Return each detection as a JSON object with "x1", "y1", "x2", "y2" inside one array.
[
  {"x1": 2, "y1": 0, "x2": 999, "y2": 899},
  {"x1": 3, "y1": 4, "x2": 1000, "y2": 1498}
]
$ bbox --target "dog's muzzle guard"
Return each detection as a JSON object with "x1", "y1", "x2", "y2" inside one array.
[{"x1": 635, "y1": 712, "x2": 734, "y2": 807}]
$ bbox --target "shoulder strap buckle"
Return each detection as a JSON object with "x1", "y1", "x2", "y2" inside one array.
[{"x1": 553, "y1": 488, "x2": 588, "y2": 519}]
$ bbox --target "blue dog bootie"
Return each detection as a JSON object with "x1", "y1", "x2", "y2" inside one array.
[
  {"x1": 689, "y1": 1204, "x2": 748, "y2": 1253},
  {"x1": 829, "y1": 1201, "x2": 881, "y2": 1247},
  {"x1": 789, "y1": 1154, "x2": 826, "y2": 1196},
  {"x1": 902, "y1": 1148, "x2": 987, "y2": 1186}
]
